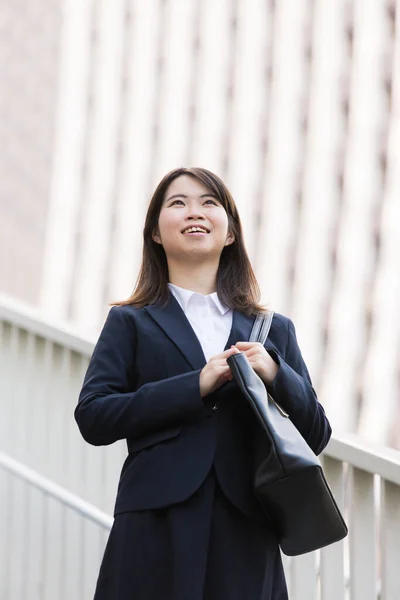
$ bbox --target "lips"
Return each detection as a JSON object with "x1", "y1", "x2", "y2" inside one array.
[{"x1": 181, "y1": 226, "x2": 210, "y2": 234}]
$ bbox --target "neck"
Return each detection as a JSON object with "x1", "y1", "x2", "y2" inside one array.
[{"x1": 167, "y1": 260, "x2": 219, "y2": 295}]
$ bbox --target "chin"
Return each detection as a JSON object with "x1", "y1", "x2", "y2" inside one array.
[{"x1": 186, "y1": 247, "x2": 223, "y2": 260}]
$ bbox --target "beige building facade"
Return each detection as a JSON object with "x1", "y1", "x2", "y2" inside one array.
[
  {"x1": 0, "y1": 1, "x2": 62, "y2": 304},
  {"x1": 1, "y1": 0, "x2": 400, "y2": 447}
]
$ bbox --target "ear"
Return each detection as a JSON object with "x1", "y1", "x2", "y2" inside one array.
[
  {"x1": 224, "y1": 231, "x2": 235, "y2": 247},
  {"x1": 152, "y1": 228, "x2": 162, "y2": 245}
]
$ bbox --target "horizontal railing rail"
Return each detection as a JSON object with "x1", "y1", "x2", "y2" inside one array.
[
  {"x1": 0, "y1": 450, "x2": 112, "y2": 599},
  {"x1": 325, "y1": 433, "x2": 400, "y2": 485},
  {"x1": 0, "y1": 450, "x2": 113, "y2": 530},
  {"x1": 0, "y1": 291, "x2": 95, "y2": 356}
]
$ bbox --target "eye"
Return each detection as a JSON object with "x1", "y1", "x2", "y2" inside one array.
[
  {"x1": 170, "y1": 199, "x2": 185, "y2": 206},
  {"x1": 204, "y1": 199, "x2": 218, "y2": 205}
]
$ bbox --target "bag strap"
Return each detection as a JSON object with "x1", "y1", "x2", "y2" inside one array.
[{"x1": 249, "y1": 311, "x2": 274, "y2": 345}]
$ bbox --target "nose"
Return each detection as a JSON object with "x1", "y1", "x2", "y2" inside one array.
[
  {"x1": 184, "y1": 207, "x2": 206, "y2": 221},
  {"x1": 187, "y1": 213, "x2": 205, "y2": 221}
]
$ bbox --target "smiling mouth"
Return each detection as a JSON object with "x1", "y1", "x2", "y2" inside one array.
[{"x1": 182, "y1": 227, "x2": 210, "y2": 235}]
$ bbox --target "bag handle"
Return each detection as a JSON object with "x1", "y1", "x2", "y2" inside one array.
[{"x1": 249, "y1": 311, "x2": 274, "y2": 345}]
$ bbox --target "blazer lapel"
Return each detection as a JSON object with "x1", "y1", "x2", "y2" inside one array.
[
  {"x1": 145, "y1": 293, "x2": 273, "y2": 371},
  {"x1": 145, "y1": 294, "x2": 207, "y2": 370},
  {"x1": 224, "y1": 311, "x2": 255, "y2": 350},
  {"x1": 225, "y1": 311, "x2": 276, "y2": 352}
]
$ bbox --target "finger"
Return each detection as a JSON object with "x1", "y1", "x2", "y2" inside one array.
[
  {"x1": 221, "y1": 368, "x2": 233, "y2": 377},
  {"x1": 212, "y1": 362, "x2": 233, "y2": 373},
  {"x1": 208, "y1": 359, "x2": 236, "y2": 373},
  {"x1": 235, "y1": 345, "x2": 267, "y2": 358},
  {"x1": 221, "y1": 366, "x2": 233, "y2": 377},
  {"x1": 234, "y1": 341, "x2": 261, "y2": 349},
  {"x1": 233, "y1": 345, "x2": 263, "y2": 358},
  {"x1": 216, "y1": 347, "x2": 241, "y2": 358}
]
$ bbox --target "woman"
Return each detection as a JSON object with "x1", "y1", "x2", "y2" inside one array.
[{"x1": 75, "y1": 167, "x2": 331, "y2": 599}]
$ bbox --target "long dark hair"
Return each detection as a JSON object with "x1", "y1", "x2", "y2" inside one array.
[{"x1": 112, "y1": 167, "x2": 266, "y2": 315}]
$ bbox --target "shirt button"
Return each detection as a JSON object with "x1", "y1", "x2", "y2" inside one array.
[{"x1": 212, "y1": 403, "x2": 219, "y2": 411}]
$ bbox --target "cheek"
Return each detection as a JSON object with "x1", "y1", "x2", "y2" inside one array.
[
  {"x1": 157, "y1": 211, "x2": 179, "y2": 239},
  {"x1": 213, "y1": 212, "x2": 230, "y2": 237}
]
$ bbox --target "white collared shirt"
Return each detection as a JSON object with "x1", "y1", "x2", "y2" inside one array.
[{"x1": 168, "y1": 283, "x2": 233, "y2": 362}]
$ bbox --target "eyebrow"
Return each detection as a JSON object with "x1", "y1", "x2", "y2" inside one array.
[{"x1": 165, "y1": 193, "x2": 218, "y2": 203}]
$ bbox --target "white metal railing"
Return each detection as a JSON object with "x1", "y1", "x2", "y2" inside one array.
[
  {"x1": 0, "y1": 451, "x2": 112, "y2": 600},
  {"x1": 1, "y1": 293, "x2": 400, "y2": 599},
  {"x1": 0, "y1": 451, "x2": 113, "y2": 529},
  {"x1": 0, "y1": 292, "x2": 126, "y2": 516},
  {"x1": 2, "y1": 443, "x2": 400, "y2": 600}
]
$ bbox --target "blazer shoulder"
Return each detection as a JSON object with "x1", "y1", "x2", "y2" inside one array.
[
  {"x1": 100, "y1": 305, "x2": 146, "y2": 337},
  {"x1": 270, "y1": 311, "x2": 292, "y2": 335},
  {"x1": 107, "y1": 303, "x2": 146, "y2": 320}
]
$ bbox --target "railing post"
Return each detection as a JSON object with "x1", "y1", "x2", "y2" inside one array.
[
  {"x1": 320, "y1": 456, "x2": 346, "y2": 600},
  {"x1": 349, "y1": 467, "x2": 377, "y2": 600},
  {"x1": 289, "y1": 552, "x2": 318, "y2": 600},
  {"x1": 381, "y1": 480, "x2": 400, "y2": 599}
]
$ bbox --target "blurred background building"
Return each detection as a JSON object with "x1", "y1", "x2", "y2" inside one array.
[{"x1": 1, "y1": 2, "x2": 400, "y2": 442}]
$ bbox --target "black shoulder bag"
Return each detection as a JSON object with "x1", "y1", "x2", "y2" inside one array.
[{"x1": 227, "y1": 312, "x2": 348, "y2": 556}]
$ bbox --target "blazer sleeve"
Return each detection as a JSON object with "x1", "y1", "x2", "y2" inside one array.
[
  {"x1": 267, "y1": 318, "x2": 332, "y2": 455},
  {"x1": 74, "y1": 307, "x2": 210, "y2": 446}
]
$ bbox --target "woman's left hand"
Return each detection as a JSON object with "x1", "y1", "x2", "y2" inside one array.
[{"x1": 232, "y1": 342, "x2": 279, "y2": 385}]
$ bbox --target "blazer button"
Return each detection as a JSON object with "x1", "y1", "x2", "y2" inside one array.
[{"x1": 212, "y1": 403, "x2": 219, "y2": 411}]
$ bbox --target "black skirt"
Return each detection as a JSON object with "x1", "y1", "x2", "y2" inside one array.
[{"x1": 93, "y1": 468, "x2": 288, "y2": 600}]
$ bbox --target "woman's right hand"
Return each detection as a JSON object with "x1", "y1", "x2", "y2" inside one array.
[{"x1": 199, "y1": 347, "x2": 241, "y2": 398}]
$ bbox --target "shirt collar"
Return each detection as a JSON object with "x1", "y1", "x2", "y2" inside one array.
[{"x1": 168, "y1": 283, "x2": 230, "y2": 316}]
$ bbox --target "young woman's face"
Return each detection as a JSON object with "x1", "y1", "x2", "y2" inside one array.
[{"x1": 153, "y1": 175, "x2": 235, "y2": 261}]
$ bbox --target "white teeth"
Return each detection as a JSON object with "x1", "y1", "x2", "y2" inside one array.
[{"x1": 183, "y1": 227, "x2": 208, "y2": 234}]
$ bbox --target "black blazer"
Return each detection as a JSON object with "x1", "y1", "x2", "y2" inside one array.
[{"x1": 75, "y1": 293, "x2": 331, "y2": 520}]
